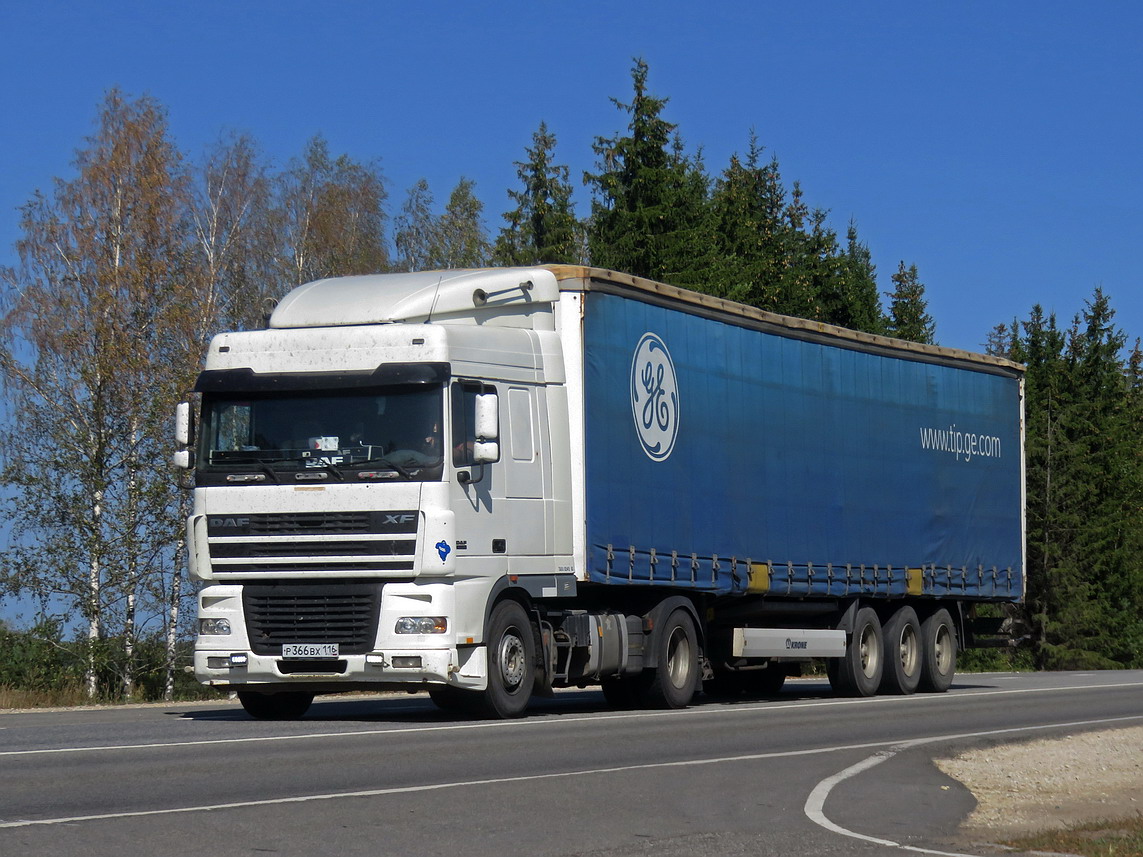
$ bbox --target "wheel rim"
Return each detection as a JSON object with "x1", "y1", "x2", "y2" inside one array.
[
  {"x1": 665, "y1": 625, "x2": 693, "y2": 689},
  {"x1": 497, "y1": 627, "x2": 526, "y2": 691},
  {"x1": 898, "y1": 624, "x2": 920, "y2": 676},
  {"x1": 933, "y1": 623, "x2": 953, "y2": 675},
  {"x1": 858, "y1": 623, "x2": 880, "y2": 679}
]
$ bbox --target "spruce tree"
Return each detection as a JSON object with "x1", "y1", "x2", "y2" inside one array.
[
  {"x1": 585, "y1": 58, "x2": 709, "y2": 283},
  {"x1": 493, "y1": 122, "x2": 581, "y2": 266},
  {"x1": 824, "y1": 222, "x2": 886, "y2": 334},
  {"x1": 1010, "y1": 291, "x2": 1143, "y2": 669},
  {"x1": 886, "y1": 261, "x2": 935, "y2": 343},
  {"x1": 708, "y1": 139, "x2": 789, "y2": 310}
]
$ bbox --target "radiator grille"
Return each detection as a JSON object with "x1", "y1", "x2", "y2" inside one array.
[
  {"x1": 208, "y1": 511, "x2": 419, "y2": 576},
  {"x1": 242, "y1": 582, "x2": 383, "y2": 655}
]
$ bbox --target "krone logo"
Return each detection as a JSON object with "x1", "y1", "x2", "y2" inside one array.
[{"x1": 630, "y1": 332, "x2": 679, "y2": 461}]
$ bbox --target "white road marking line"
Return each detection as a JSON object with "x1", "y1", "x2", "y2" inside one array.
[
  {"x1": 803, "y1": 713, "x2": 1143, "y2": 856},
  {"x1": 1, "y1": 678, "x2": 1141, "y2": 758},
  {"x1": 3, "y1": 713, "x2": 1141, "y2": 831}
]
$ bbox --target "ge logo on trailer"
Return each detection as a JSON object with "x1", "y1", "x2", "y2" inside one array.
[{"x1": 630, "y1": 332, "x2": 680, "y2": 461}]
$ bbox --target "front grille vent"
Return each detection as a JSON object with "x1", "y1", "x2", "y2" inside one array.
[
  {"x1": 208, "y1": 511, "x2": 419, "y2": 576},
  {"x1": 242, "y1": 582, "x2": 383, "y2": 655}
]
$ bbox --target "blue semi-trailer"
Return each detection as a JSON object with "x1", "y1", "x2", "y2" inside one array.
[{"x1": 180, "y1": 265, "x2": 1025, "y2": 719}]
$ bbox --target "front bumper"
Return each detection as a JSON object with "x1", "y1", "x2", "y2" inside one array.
[{"x1": 194, "y1": 645, "x2": 488, "y2": 691}]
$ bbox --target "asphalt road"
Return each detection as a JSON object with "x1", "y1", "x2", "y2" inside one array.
[{"x1": 2, "y1": 671, "x2": 1141, "y2": 857}]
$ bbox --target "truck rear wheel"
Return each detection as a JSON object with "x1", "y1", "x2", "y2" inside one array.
[
  {"x1": 879, "y1": 606, "x2": 922, "y2": 695},
  {"x1": 237, "y1": 690, "x2": 314, "y2": 720},
  {"x1": 639, "y1": 608, "x2": 699, "y2": 709},
  {"x1": 479, "y1": 600, "x2": 535, "y2": 718},
  {"x1": 830, "y1": 606, "x2": 883, "y2": 697},
  {"x1": 919, "y1": 608, "x2": 957, "y2": 692}
]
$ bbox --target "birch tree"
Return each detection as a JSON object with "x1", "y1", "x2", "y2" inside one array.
[
  {"x1": 0, "y1": 90, "x2": 197, "y2": 698},
  {"x1": 274, "y1": 135, "x2": 389, "y2": 286}
]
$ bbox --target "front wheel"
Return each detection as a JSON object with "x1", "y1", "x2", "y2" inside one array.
[
  {"x1": 639, "y1": 608, "x2": 699, "y2": 709},
  {"x1": 237, "y1": 690, "x2": 314, "y2": 720},
  {"x1": 478, "y1": 600, "x2": 536, "y2": 719}
]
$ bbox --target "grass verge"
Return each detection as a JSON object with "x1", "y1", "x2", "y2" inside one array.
[
  {"x1": 1003, "y1": 814, "x2": 1143, "y2": 857},
  {"x1": 0, "y1": 684, "x2": 92, "y2": 709}
]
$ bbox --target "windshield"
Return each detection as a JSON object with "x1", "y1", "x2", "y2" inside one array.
[{"x1": 198, "y1": 385, "x2": 444, "y2": 483}]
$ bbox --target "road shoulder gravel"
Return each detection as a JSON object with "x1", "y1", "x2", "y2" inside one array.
[{"x1": 935, "y1": 725, "x2": 1143, "y2": 837}]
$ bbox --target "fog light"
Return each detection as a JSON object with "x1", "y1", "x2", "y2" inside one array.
[
  {"x1": 394, "y1": 617, "x2": 447, "y2": 634},
  {"x1": 391, "y1": 656, "x2": 422, "y2": 669},
  {"x1": 199, "y1": 618, "x2": 232, "y2": 635},
  {"x1": 228, "y1": 653, "x2": 248, "y2": 667}
]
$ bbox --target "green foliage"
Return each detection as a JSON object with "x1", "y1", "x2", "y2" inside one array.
[
  {"x1": 493, "y1": 122, "x2": 582, "y2": 266},
  {"x1": 1006, "y1": 290, "x2": 1143, "y2": 669},
  {"x1": 886, "y1": 261, "x2": 935, "y2": 343},
  {"x1": 585, "y1": 58, "x2": 712, "y2": 286},
  {"x1": 427, "y1": 178, "x2": 490, "y2": 268},
  {"x1": 0, "y1": 620, "x2": 210, "y2": 704},
  {"x1": 705, "y1": 134, "x2": 890, "y2": 333},
  {"x1": 394, "y1": 177, "x2": 491, "y2": 271}
]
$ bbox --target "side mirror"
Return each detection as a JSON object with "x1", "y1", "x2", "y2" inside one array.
[
  {"x1": 175, "y1": 401, "x2": 193, "y2": 447},
  {"x1": 473, "y1": 393, "x2": 500, "y2": 464},
  {"x1": 472, "y1": 441, "x2": 498, "y2": 464},
  {"x1": 172, "y1": 449, "x2": 194, "y2": 470},
  {"x1": 474, "y1": 392, "x2": 498, "y2": 441}
]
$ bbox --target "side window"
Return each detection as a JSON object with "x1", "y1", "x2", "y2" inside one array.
[
  {"x1": 508, "y1": 387, "x2": 534, "y2": 462},
  {"x1": 451, "y1": 381, "x2": 496, "y2": 466}
]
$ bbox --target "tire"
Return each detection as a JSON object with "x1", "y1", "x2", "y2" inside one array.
[
  {"x1": 879, "y1": 606, "x2": 922, "y2": 695},
  {"x1": 478, "y1": 600, "x2": 536, "y2": 719},
  {"x1": 638, "y1": 608, "x2": 699, "y2": 709},
  {"x1": 237, "y1": 690, "x2": 314, "y2": 720},
  {"x1": 830, "y1": 606, "x2": 883, "y2": 697},
  {"x1": 919, "y1": 608, "x2": 957, "y2": 693}
]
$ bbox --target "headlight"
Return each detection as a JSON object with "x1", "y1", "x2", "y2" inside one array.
[
  {"x1": 394, "y1": 617, "x2": 447, "y2": 634},
  {"x1": 199, "y1": 618, "x2": 232, "y2": 635}
]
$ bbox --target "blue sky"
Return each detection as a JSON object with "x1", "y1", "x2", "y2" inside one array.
[{"x1": 1, "y1": 1, "x2": 1141, "y2": 353}]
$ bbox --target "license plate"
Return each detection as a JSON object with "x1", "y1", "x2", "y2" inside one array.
[{"x1": 281, "y1": 643, "x2": 339, "y2": 659}]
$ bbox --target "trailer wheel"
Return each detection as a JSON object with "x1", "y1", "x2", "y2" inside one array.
[
  {"x1": 237, "y1": 691, "x2": 314, "y2": 720},
  {"x1": 879, "y1": 606, "x2": 922, "y2": 695},
  {"x1": 831, "y1": 606, "x2": 883, "y2": 697},
  {"x1": 479, "y1": 600, "x2": 535, "y2": 718},
  {"x1": 639, "y1": 609, "x2": 699, "y2": 709},
  {"x1": 919, "y1": 608, "x2": 957, "y2": 693}
]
